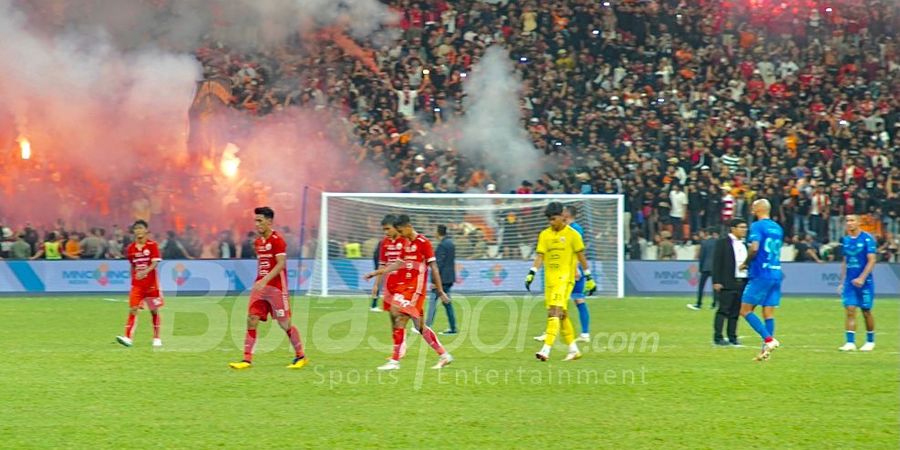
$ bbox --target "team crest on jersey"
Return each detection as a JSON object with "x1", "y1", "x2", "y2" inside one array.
[
  {"x1": 143, "y1": 249, "x2": 150, "y2": 256},
  {"x1": 265, "y1": 243, "x2": 272, "y2": 250},
  {"x1": 560, "y1": 237, "x2": 566, "y2": 242},
  {"x1": 395, "y1": 243, "x2": 403, "y2": 250},
  {"x1": 409, "y1": 244, "x2": 417, "y2": 252}
]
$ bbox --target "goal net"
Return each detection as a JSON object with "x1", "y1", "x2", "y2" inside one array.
[{"x1": 307, "y1": 193, "x2": 624, "y2": 297}]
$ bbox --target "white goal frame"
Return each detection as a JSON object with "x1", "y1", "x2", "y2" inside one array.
[{"x1": 315, "y1": 192, "x2": 625, "y2": 297}]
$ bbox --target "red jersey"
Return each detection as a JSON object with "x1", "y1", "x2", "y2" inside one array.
[
  {"x1": 398, "y1": 233, "x2": 436, "y2": 296},
  {"x1": 127, "y1": 239, "x2": 161, "y2": 289},
  {"x1": 255, "y1": 231, "x2": 288, "y2": 291},
  {"x1": 379, "y1": 236, "x2": 407, "y2": 291}
]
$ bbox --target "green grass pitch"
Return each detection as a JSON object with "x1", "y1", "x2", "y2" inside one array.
[{"x1": 1, "y1": 295, "x2": 897, "y2": 449}]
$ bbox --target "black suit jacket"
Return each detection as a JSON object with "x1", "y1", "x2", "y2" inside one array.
[
  {"x1": 435, "y1": 237, "x2": 456, "y2": 286},
  {"x1": 712, "y1": 236, "x2": 745, "y2": 290}
]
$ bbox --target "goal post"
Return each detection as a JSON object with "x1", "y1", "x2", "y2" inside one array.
[{"x1": 309, "y1": 193, "x2": 625, "y2": 298}]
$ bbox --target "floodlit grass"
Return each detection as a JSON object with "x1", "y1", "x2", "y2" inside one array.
[{"x1": 0, "y1": 295, "x2": 897, "y2": 449}]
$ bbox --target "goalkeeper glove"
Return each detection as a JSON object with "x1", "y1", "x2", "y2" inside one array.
[
  {"x1": 584, "y1": 270, "x2": 597, "y2": 296},
  {"x1": 525, "y1": 268, "x2": 537, "y2": 292}
]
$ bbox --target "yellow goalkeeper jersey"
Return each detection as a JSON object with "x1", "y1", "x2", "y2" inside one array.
[{"x1": 536, "y1": 225, "x2": 585, "y2": 286}]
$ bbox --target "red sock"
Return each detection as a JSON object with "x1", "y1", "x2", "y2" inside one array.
[
  {"x1": 392, "y1": 328, "x2": 405, "y2": 361},
  {"x1": 243, "y1": 329, "x2": 257, "y2": 362},
  {"x1": 124, "y1": 313, "x2": 137, "y2": 338},
  {"x1": 286, "y1": 325, "x2": 305, "y2": 358},
  {"x1": 422, "y1": 326, "x2": 446, "y2": 356},
  {"x1": 764, "y1": 336, "x2": 774, "y2": 343},
  {"x1": 151, "y1": 313, "x2": 161, "y2": 339}
]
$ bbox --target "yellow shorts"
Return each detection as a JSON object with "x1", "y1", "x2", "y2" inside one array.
[{"x1": 545, "y1": 283, "x2": 573, "y2": 310}]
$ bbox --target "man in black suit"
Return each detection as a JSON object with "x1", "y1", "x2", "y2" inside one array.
[
  {"x1": 712, "y1": 219, "x2": 749, "y2": 345},
  {"x1": 427, "y1": 225, "x2": 458, "y2": 334},
  {"x1": 688, "y1": 228, "x2": 719, "y2": 310}
]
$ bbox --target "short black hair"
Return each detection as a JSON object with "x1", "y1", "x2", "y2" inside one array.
[
  {"x1": 254, "y1": 206, "x2": 275, "y2": 220},
  {"x1": 381, "y1": 214, "x2": 398, "y2": 226},
  {"x1": 544, "y1": 202, "x2": 564, "y2": 218},
  {"x1": 437, "y1": 224, "x2": 447, "y2": 236},
  {"x1": 729, "y1": 218, "x2": 747, "y2": 228},
  {"x1": 393, "y1": 214, "x2": 411, "y2": 227},
  {"x1": 133, "y1": 219, "x2": 149, "y2": 229},
  {"x1": 564, "y1": 205, "x2": 577, "y2": 217}
]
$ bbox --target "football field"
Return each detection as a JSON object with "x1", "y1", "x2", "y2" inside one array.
[{"x1": 1, "y1": 295, "x2": 898, "y2": 449}]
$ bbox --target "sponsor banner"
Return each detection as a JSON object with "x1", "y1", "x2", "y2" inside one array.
[
  {"x1": 0, "y1": 259, "x2": 614, "y2": 294},
  {"x1": 626, "y1": 261, "x2": 900, "y2": 296}
]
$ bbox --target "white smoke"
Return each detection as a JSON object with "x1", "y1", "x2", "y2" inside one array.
[{"x1": 454, "y1": 46, "x2": 542, "y2": 190}]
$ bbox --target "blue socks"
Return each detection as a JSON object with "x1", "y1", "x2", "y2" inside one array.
[
  {"x1": 765, "y1": 318, "x2": 775, "y2": 337},
  {"x1": 744, "y1": 312, "x2": 771, "y2": 340},
  {"x1": 846, "y1": 330, "x2": 856, "y2": 344},
  {"x1": 576, "y1": 301, "x2": 590, "y2": 334},
  {"x1": 866, "y1": 331, "x2": 875, "y2": 343}
]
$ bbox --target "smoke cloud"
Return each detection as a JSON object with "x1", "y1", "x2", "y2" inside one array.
[
  {"x1": 0, "y1": 0, "x2": 394, "y2": 236},
  {"x1": 453, "y1": 46, "x2": 542, "y2": 190}
]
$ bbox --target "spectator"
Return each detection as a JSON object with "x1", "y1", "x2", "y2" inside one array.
[
  {"x1": 240, "y1": 231, "x2": 256, "y2": 259},
  {"x1": 669, "y1": 183, "x2": 688, "y2": 241},
  {"x1": 162, "y1": 231, "x2": 192, "y2": 260},
  {"x1": 794, "y1": 234, "x2": 824, "y2": 263},
  {"x1": 80, "y1": 228, "x2": 107, "y2": 259},
  {"x1": 657, "y1": 230, "x2": 675, "y2": 260},
  {"x1": 9, "y1": 232, "x2": 32, "y2": 259}
]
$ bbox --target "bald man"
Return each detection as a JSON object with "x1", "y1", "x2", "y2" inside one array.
[{"x1": 738, "y1": 199, "x2": 783, "y2": 361}]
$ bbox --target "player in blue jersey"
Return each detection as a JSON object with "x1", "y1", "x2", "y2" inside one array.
[
  {"x1": 533, "y1": 205, "x2": 596, "y2": 343},
  {"x1": 838, "y1": 215, "x2": 878, "y2": 352},
  {"x1": 738, "y1": 199, "x2": 783, "y2": 361}
]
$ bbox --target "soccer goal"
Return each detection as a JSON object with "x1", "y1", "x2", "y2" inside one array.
[{"x1": 307, "y1": 193, "x2": 624, "y2": 298}]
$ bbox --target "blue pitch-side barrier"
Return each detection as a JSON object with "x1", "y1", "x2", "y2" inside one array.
[{"x1": 0, "y1": 259, "x2": 897, "y2": 296}]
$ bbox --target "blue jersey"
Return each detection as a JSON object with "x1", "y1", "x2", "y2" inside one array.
[
  {"x1": 747, "y1": 219, "x2": 783, "y2": 280},
  {"x1": 570, "y1": 222, "x2": 585, "y2": 274},
  {"x1": 842, "y1": 232, "x2": 876, "y2": 284}
]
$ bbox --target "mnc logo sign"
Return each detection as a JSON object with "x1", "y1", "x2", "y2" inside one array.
[
  {"x1": 62, "y1": 263, "x2": 129, "y2": 286},
  {"x1": 821, "y1": 272, "x2": 842, "y2": 286},
  {"x1": 653, "y1": 265, "x2": 699, "y2": 286}
]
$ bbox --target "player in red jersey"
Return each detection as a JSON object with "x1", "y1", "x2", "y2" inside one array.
[
  {"x1": 370, "y1": 214, "x2": 407, "y2": 313},
  {"x1": 365, "y1": 214, "x2": 453, "y2": 370},
  {"x1": 116, "y1": 220, "x2": 164, "y2": 348},
  {"x1": 229, "y1": 207, "x2": 307, "y2": 370}
]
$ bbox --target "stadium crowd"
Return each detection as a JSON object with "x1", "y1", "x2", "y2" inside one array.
[{"x1": 3, "y1": 0, "x2": 899, "y2": 262}]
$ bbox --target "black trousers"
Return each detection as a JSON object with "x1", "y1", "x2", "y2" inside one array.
[
  {"x1": 695, "y1": 271, "x2": 712, "y2": 306},
  {"x1": 713, "y1": 279, "x2": 746, "y2": 342}
]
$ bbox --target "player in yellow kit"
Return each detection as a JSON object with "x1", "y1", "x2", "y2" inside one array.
[{"x1": 525, "y1": 202, "x2": 596, "y2": 361}]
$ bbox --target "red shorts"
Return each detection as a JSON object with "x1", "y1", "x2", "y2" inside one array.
[
  {"x1": 129, "y1": 285, "x2": 164, "y2": 310},
  {"x1": 389, "y1": 284, "x2": 425, "y2": 318},
  {"x1": 248, "y1": 285, "x2": 291, "y2": 322},
  {"x1": 382, "y1": 283, "x2": 399, "y2": 311}
]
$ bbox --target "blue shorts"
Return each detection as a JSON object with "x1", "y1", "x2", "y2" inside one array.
[
  {"x1": 741, "y1": 277, "x2": 781, "y2": 307},
  {"x1": 571, "y1": 278, "x2": 585, "y2": 300},
  {"x1": 842, "y1": 283, "x2": 874, "y2": 310}
]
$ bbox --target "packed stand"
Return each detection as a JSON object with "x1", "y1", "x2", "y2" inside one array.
[{"x1": 4, "y1": 0, "x2": 900, "y2": 262}]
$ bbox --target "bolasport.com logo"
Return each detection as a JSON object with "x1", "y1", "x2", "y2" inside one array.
[
  {"x1": 62, "y1": 263, "x2": 129, "y2": 286},
  {"x1": 171, "y1": 263, "x2": 192, "y2": 286},
  {"x1": 653, "y1": 264, "x2": 700, "y2": 287}
]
